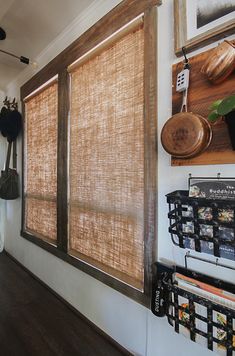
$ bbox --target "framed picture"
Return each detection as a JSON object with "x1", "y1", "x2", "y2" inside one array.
[{"x1": 174, "y1": 0, "x2": 235, "y2": 56}]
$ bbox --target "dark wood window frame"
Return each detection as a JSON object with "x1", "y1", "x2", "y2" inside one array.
[{"x1": 20, "y1": 0, "x2": 159, "y2": 307}]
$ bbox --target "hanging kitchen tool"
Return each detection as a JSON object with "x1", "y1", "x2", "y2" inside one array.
[
  {"x1": 161, "y1": 48, "x2": 212, "y2": 159},
  {"x1": 201, "y1": 40, "x2": 235, "y2": 84}
]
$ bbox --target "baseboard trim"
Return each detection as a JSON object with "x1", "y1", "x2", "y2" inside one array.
[{"x1": 4, "y1": 250, "x2": 132, "y2": 356}]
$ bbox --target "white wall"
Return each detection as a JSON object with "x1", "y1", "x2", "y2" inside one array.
[
  {"x1": 0, "y1": 90, "x2": 6, "y2": 251},
  {"x1": 2, "y1": 1, "x2": 235, "y2": 355}
]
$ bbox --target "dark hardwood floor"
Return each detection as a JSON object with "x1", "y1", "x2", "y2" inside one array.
[{"x1": 0, "y1": 252, "x2": 131, "y2": 356}]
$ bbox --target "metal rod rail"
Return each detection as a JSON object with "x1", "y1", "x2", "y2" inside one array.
[{"x1": 184, "y1": 251, "x2": 235, "y2": 271}]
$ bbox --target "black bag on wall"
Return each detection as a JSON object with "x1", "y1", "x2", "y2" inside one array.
[
  {"x1": 0, "y1": 141, "x2": 19, "y2": 200},
  {"x1": 0, "y1": 107, "x2": 22, "y2": 142}
]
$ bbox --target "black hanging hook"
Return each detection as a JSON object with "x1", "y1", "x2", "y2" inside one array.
[
  {"x1": 3, "y1": 96, "x2": 10, "y2": 109},
  {"x1": 11, "y1": 98, "x2": 18, "y2": 111},
  {"x1": 182, "y1": 46, "x2": 190, "y2": 69}
]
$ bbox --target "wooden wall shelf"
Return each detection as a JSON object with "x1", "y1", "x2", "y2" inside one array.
[{"x1": 171, "y1": 47, "x2": 235, "y2": 166}]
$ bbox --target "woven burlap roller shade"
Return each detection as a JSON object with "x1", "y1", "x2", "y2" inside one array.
[
  {"x1": 69, "y1": 23, "x2": 145, "y2": 290},
  {"x1": 24, "y1": 81, "x2": 58, "y2": 243}
]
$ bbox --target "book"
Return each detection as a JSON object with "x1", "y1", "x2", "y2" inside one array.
[
  {"x1": 218, "y1": 209, "x2": 234, "y2": 223},
  {"x1": 171, "y1": 273, "x2": 235, "y2": 354},
  {"x1": 189, "y1": 179, "x2": 235, "y2": 200},
  {"x1": 174, "y1": 273, "x2": 235, "y2": 309},
  {"x1": 183, "y1": 225, "x2": 235, "y2": 261},
  {"x1": 219, "y1": 244, "x2": 235, "y2": 261},
  {"x1": 175, "y1": 297, "x2": 234, "y2": 355},
  {"x1": 198, "y1": 207, "x2": 213, "y2": 220}
]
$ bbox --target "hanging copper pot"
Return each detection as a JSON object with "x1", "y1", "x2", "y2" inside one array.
[
  {"x1": 162, "y1": 56, "x2": 213, "y2": 159},
  {"x1": 201, "y1": 40, "x2": 235, "y2": 84},
  {"x1": 161, "y1": 112, "x2": 212, "y2": 158}
]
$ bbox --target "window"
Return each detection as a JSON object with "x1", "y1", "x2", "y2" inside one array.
[
  {"x1": 24, "y1": 80, "x2": 58, "y2": 244},
  {"x1": 21, "y1": 0, "x2": 158, "y2": 306},
  {"x1": 68, "y1": 20, "x2": 144, "y2": 290}
]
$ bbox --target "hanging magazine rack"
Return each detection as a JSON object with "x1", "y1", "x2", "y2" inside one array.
[
  {"x1": 151, "y1": 263, "x2": 235, "y2": 355},
  {"x1": 166, "y1": 176, "x2": 235, "y2": 260}
]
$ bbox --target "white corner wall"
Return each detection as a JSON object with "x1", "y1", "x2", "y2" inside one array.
[
  {"x1": 0, "y1": 90, "x2": 6, "y2": 252},
  {"x1": 2, "y1": 1, "x2": 235, "y2": 355}
]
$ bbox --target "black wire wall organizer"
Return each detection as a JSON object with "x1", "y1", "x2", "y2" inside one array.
[
  {"x1": 152, "y1": 175, "x2": 235, "y2": 354},
  {"x1": 167, "y1": 175, "x2": 235, "y2": 261},
  {"x1": 151, "y1": 262, "x2": 235, "y2": 355}
]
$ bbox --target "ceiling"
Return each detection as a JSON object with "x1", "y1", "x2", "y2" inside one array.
[{"x1": 0, "y1": 0, "x2": 95, "y2": 91}]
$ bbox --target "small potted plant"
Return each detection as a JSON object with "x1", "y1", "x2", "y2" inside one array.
[{"x1": 208, "y1": 94, "x2": 235, "y2": 149}]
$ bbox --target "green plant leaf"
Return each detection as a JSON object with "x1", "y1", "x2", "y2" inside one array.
[
  {"x1": 209, "y1": 99, "x2": 222, "y2": 111},
  {"x1": 208, "y1": 111, "x2": 220, "y2": 122},
  {"x1": 217, "y1": 95, "x2": 235, "y2": 116}
]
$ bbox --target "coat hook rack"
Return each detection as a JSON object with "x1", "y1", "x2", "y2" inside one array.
[{"x1": 2, "y1": 97, "x2": 18, "y2": 111}]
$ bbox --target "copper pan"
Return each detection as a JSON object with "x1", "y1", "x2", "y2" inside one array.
[
  {"x1": 161, "y1": 112, "x2": 212, "y2": 158},
  {"x1": 201, "y1": 40, "x2": 235, "y2": 84}
]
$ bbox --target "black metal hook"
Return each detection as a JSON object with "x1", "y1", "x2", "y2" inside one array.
[
  {"x1": 3, "y1": 96, "x2": 10, "y2": 109},
  {"x1": 182, "y1": 46, "x2": 190, "y2": 69}
]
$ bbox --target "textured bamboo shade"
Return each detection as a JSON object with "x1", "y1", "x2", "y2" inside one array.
[
  {"x1": 69, "y1": 24, "x2": 145, "y2": 290},
  {"x1": 68, "y1": 16, "x2": 143, "y2": 73},
  {"x1": 24, "y1": 82, "x2": 58, "y2": 243}
]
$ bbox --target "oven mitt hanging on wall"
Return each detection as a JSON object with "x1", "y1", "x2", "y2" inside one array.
[{"x1": 0, "y1": 141, "x2": 19, "y2": 200}]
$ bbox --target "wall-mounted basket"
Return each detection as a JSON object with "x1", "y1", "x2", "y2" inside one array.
[
  {"x1": 166, "y1": 190, "x2": 235, "y2": 261},
  {"x1": 152, "y1": 263, "x2": 235, "y2": 356}
]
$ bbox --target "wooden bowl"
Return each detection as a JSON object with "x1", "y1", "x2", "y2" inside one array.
[
  {"x1": 161, "y1": 112, "x2": 212, "y2": 158},
  {"x1": 201, "y1": 40, "x2": 235, "y2": 84}
]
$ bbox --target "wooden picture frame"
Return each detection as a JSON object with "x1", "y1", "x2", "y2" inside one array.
[{"x1": 174, "y1": 0, "x2": 235, "y2": 56}]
